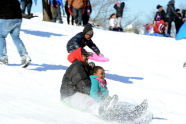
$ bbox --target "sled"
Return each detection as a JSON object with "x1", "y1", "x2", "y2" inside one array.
[{"x1": 88, "y1": 53, "x2": 109, "y2": 62}]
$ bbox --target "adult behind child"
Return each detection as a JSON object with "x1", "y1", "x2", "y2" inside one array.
[{"x1": 0, "y1": 0, "x2": 31, "y2": 67}]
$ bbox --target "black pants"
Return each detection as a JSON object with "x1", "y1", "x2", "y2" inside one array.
[
  {"x1": 167, "y1": 19, "x2": 175, "y2": 36},
  {"x1": 175, "y1": 22, "x2": 183, "y2": 34},
  {"x1": 65, "y1": 7, "x2": 74, "y2": 25},
  {"x1": 20, "y1": 0, "x2": 32, "y2": 15},
  {"x1": 82, "y1": 13, "x2": 90, "y2": 26}
]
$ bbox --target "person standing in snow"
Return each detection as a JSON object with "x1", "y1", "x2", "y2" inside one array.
[
  {"x1": 114, "y1": 1, "x2": 125, "y2": 31},
  {"x1": 175, "y1": 9, "x2": 183, "y2": 34},
  {"x1": 82, "y1": 0, "x2": 92, "y2": 26},
  {"x1": 66, "y1": 23, "x2": 102, "y2": 56},
  {"x1": 49, "y1": 0, "x2": 63, "y2": 23},
  {"x1": 20, "y1": 0, "x2": 33, "y2": 17},
  {"x1": 0, "y1": 0, "x2": 31, "y2": 66},
  {"x1": 65, "y1": 0, "x2": 74, "y2": 25},
  {"x1": 68, "y1": 0, "x2": 87, "y2": 26},
  {"x1": 166, "y1": 0, "x2": 179, "y2": 36}
]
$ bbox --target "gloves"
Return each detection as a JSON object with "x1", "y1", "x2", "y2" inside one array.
[{"x1": 68, "y1": 8, "x2": 73, "y2": 16}]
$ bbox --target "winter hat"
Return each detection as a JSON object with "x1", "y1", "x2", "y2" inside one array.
[
  {"x1": 176, "y1": 9, "x2": 180, "y2": 12},
  {"x1": 156, "y1": 5, "x2": 162, "y2": 9},
  {"x1": 68, "y1": 48, "x2": 84, "y2": 63},
  {"x1": 83, "y1": 23, "x2": 94, "y2": 36}
]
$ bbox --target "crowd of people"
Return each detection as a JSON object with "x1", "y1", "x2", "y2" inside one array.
[{"x1": 146, "y1": 0, "x2": 186, "y2": 37}]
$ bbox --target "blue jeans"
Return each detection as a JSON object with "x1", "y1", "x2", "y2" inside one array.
[{"x1": 0, "y1": 19, "x2": 28, "y2": 58}]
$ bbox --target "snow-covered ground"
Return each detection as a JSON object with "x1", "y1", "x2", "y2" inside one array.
[{"x1": 1, "y1": 15, "x2": 186, "y2": 124}]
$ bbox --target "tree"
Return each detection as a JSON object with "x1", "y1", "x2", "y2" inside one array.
[{"x1": 42, "y1": 0, "x2": 52, "y2": 21}]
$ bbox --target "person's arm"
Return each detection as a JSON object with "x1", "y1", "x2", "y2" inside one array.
[
  {"x1": 86, "y1": 40, "x2": 101, "y2": 55},
  {"x1": 121, "y1": 2, "x2": 125, "y2": 9},
  {"x1": 71, "y1": 63, "x2": 91, "y2": 94},
  {"x1": 170, "y1": 6, "x2": 179, "y2": 17},
  {"x1": 67, "y1": 34, "x2": 82, "y2": 52},
  {"x1": 114, "y1": 4, "x2": 117, "y2": 10}
]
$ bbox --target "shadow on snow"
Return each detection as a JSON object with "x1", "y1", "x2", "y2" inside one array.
[
  {"x1": 21, "y1": 29, "x2": 65, "y2": 37},
  {"x1": 9, "y1": 63, "x2": 144, "y2": 84}
]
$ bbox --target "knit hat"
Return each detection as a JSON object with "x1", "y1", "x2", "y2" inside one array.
[
  {"x1": 156, "y1": 5, "x2": 162, "y2": 9},
  {"x1": 176, "y1": 9, "x2": 180, "y2": 12},
  {"x1": 83, "y1": 23, "x2": 94, "y2": 36}
]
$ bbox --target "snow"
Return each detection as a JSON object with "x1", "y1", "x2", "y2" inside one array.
[{"x1": 1, "y1": 15, "x2": 186, "y2": 124}]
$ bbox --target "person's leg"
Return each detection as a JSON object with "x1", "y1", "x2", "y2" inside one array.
[
  {"x1": 20, "y1": 0, "x2": 26, "y2": 14},
  {"x1": 63, "y1": 92, "x2": 100, "y2": 115},
  {"x1": 56, "y1": 6, "x2": 63, "y2": 23},
  {"x1": 26, "y1": 0, "x2": 33, "y2": 15},
  {"x1": 65, "y1": 7, "x2": 70, "y2": 24},
  {"x1": 9, "y1": 19, "x2": 28, "y2": 57},
  {"x1": 117, "y1": 17, "x2": 122, "y2": 28},
  {"x1": 51, "y1": 6, "x2": 57, "y2": 22},
  {"x1": 0, "y1": 20, "x2": 10, "y2": 64},
  {"x1": 71, "y1": 15, "x2": 74, "y2": 25},
  {"x1": 167, "y1": 19, "x2": 172, "y2": 36},
  {"x1": 72, "y1": 8, "x2": 78, "y2": 25},
  {"x1": 77, "y1": 8, "x2": 83, "y2": 25}
]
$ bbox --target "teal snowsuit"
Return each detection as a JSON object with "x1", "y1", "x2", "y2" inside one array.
[{"x1": 90, "y1": 75, "x2": 109, "y2": 101}]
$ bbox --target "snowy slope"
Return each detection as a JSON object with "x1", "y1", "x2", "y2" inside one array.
[{"x1": 1, "y1": 16, "x2": 186, "y2": 124}]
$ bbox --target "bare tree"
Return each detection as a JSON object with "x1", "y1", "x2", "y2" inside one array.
[{"x1": 42, "y1": 0, "x2": 52, "y2": 21}]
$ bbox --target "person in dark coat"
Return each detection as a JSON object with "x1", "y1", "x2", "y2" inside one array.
[
  {"x1": 114, "y1": 1, "x2": 125, "y2": 31},
  {"x1": 175, "y1": 9, "x2": 183, "y2": 34},
  {"x1": 65, "y1": 0, "x2": 74, "y2": 25},
  {"x1": 0, "y1": 0, "x2": 31, "y2": 66},
  {"x1": 60, "y1": 48, "x2": 92, "y2": 99},
  {"x1": 154, "y1": 5, "x2": 166, "y2": 22},
  {"x1": 66, "y1": 24, "x2": 101, "y2": 55},
  {"x1": 20, "y1": 0, "x2": 33, "y2": 16},
  {"x1": 82, "y1": 0, "x2": 92, "y2": 26},
  {"x1": 166, "y1": 0, "x2": 178, "y2": 36}
]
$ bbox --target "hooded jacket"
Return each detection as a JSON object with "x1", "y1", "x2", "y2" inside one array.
[
  {"x1": 60, "y1": 48, "x2": 91, "y2": 99},
  {"x1": 0, "y1": 0, "x2": 22, "y2": 19},
  {"x1": 90, "y1": 75, "x2": 109, "y2": 101},
  {"x1": 67, "y1": 32, "x2": 100, "y2": 55}
]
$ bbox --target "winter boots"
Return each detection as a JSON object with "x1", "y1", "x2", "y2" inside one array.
[
  {"x1": 21, "y1": 55, "x2": 31, "y2": 68},
  {"x1": 0, "y1": 56, "x2": 8, "y2": 65}
]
